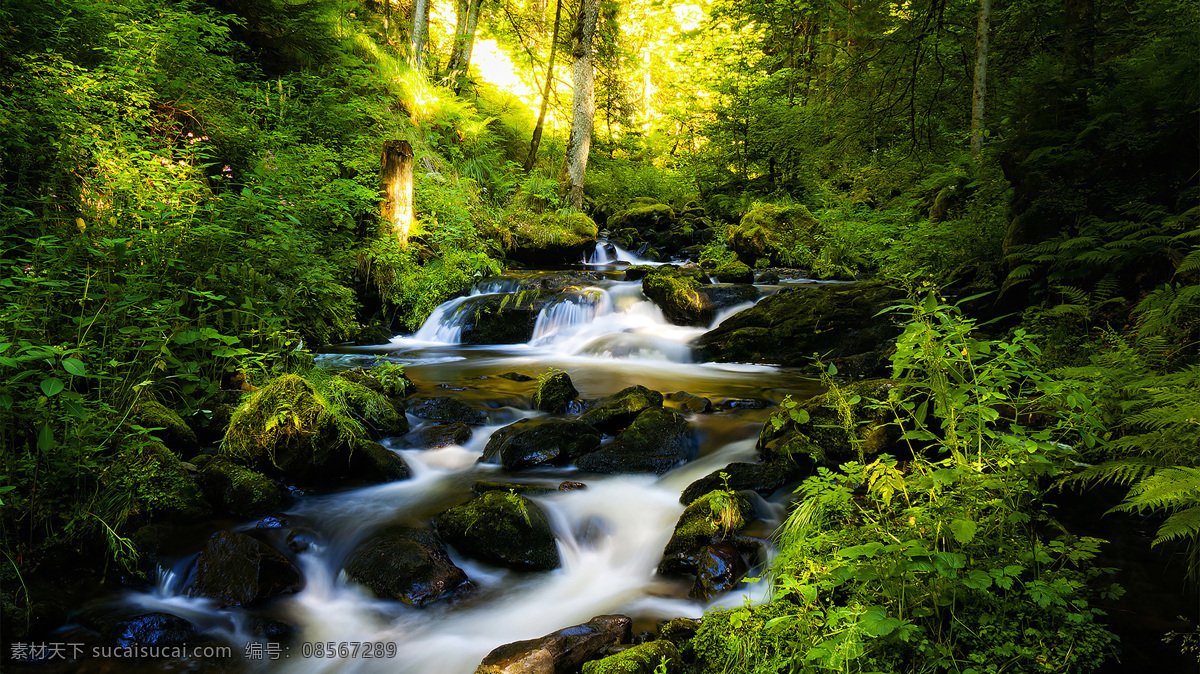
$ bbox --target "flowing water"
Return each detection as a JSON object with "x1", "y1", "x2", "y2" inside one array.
[{"x1": 101, "y1": 259, "x2": 822, "y2": 673}]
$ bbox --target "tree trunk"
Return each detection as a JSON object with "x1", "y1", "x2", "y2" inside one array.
[
  {"x1": 559, "y1": 0, "x2": 600, "y2": 209},
  {"x1": 381, "y1": 140, "x2": 414, "y2": 247},
  {"x1": 525, "y1": 0, "x2": 564, "y2": 172},
  {"x1": 970, "y1": 0, "x2": 990, "y2": 161},
  {"x1": 448, "y1": 0, "x2": 469, "y2": 75},
  {"x1": 454, "y1": 0, "x2": 484, "y2": 91},
  {"x1": 411, "y1": 0, "x2": 431, "y2": 69}
]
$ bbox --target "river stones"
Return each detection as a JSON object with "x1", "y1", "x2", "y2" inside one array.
[
  {"x1": 434, "y1": 491, "x2": 560, "y2": 571},
  {"x1": 475, "y1": 614, "x2": 632, "y2": 674},
  {"x1": 533, "y1": 370, "x2": 578, "y2": 413},
  {"x1": 712, "y1": 261, "x2": 754, "y2": 284},
  {"x1": 690, "y1": 542, "x2": 750, "y2": 601},
  {"x1": 347, "y1": 439, "x2": 412, "y2": 482},
  {"x1": 407, "y1": 422, "x2": 473, "y2": 448},
  {"x1": 407, "y1": 397, "x2": 488, "y2": 425},
  {"x1": 665, "y1": 391, "x2": 712, "y2": 414},
  {"x1": 82, "y1": 611, "x2": 202, "y2": 648},
  {"x1": 581, "y1": 639, "x2": 682, "y2": 674},
  {"x1": 641, "y1": 267, "x2": 760, "y2": 327},
  {"x1": 330, "y1": 378, "x2": 410, "y2": 437},
  {"x1": 756, "y1": 379, "x2": 900, "y2": 466},
  {"x1": 344, "y1": 527, "x2": 471, "y2": 606},
  {"x1": 458, "y1": 294, "x2": 545, "y2": 345},
  {"x1": 131, "y1": 400, "x2": 201, "y2": 459},
  {"x1": 472, "y1": 480, "x2": 557, "y2": 495},
  {"x1": 198, "y1": 456, "x2": 287, "y2": 518},
  {"x1": 679, "y1": 461, "x2": 793, "y2": 506},
  {"x1": 187, "y1": 531, "x2": 303, "y2": 607},
  {"x1": 579, "y1": 385, "x2": 664, "y2": 433},
  {"x1": 693, "y1": 281, "x2": 903, "y2": 375},
  {"x1": 576, "y1": 408, "x2": 694, "y2": 476},
  {"x1": 658, "y1": 490, "x2": 754, "y2": 576},
  {"x1": 480, "y1": 420, "x2": 601, "y2": 470}
]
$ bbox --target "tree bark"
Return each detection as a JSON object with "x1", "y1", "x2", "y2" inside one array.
[
  {"x1": 448, "y1": 0, "x2": 484, "y2": 91},
  {"x1": 970, "y1": 0, "x2": 990, "y2": 161},
  {"x1": 381, "y1": 140, "x2": 414, "y2": 247},
  {"x1": 560, "y1": 0, "x2": 600, "y2": 209},
  {"x1": 525, "y1": 0, "x2": 564, "y2": 172},
  {"x1": 411, "y1": 0, "x2": 431, "y2": 69}
]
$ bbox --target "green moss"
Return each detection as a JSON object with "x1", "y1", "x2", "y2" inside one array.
[
  {"x1": 131, "y1": 400, "x2": 199, "y2": 457},
  {"x1": 103, "y1": 437, "x2": 210, "y2": 524},
  {"x1": 610, "y1": 204, "x2": 675, "y2": 234},
  {"x1": 433, "y1": 491, "x2": 560, "y2": 571},
  {"x1": 713, "y1": 261, "x2": 753, "y2": 283},
  {"x1": 533, "y1": 369, "x2": 578, "y2": 413},
  {"x1": 508, "y1": 211, "x2": 599, "y2": 248},
  {"x1": 642, "y1": 269, "x2": 706, "y2": 325},
  {"x1": 728, "y1": 202, "x2": 821, "y2": 266},
  {"x1": 328, "y1": 377, "x2": 408, "y2": 436},
  {"x1": 659, "y1": 490, "x2": 753, "y2": 571},
  {"x1": 199, "y1": 456, "x2": 284, "y2": 518},
  {"x1": 582, "y1": 640, "x2": 681, "y2": 674},
  {"x1": 757, "y1": 379, "x2": 898, "y2": 465}
]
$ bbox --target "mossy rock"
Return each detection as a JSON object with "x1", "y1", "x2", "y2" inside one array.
[
  {"x1": 343, "y1": 526, "x2": 470, "y2": 606},
  {"x1": 457, "y1": 292, "x2": 547, "y2": 345},
  {"x1": 328, "y1": 378, "x2": 409, "y2": 437},
  {"x1": 198, "y1": 456, "x2": 286, "y2": 518},
  {"x1": 347, "y1": 439, "x2": 412, "y2": 482},
  {"x1": 582, "y1": 640, "x2": 681, "y2": 674},
  {"x1": 623, "y1": 265, "x2": 656, "y2": 281},
  {"x1": 579, "y1": 385, "x2": 665, "y2": 433},
  {"x1": 679, "y1": 461, "x2": 794, "y2": 506},
  {"x1": 712, "y1": 261, "x2": 754, "y2": 284},
  {"x1": 628, "y1": 197, "x2": 660, "y2": 208},
  {"x1": 609, "y1": 204, "x2": 675, "y2": 235},
  {"x1": 105, "y1": 437, "x2": 211, "y2": 524},
  {"x1": 506, "y1": 211, "x2": 599, "y2": 266},
  {"x1": 534, "y1": 370, "x2": 578, "y2": 413},
  {"x1": 408, "y1": 397, "x2": 488, "y2": 425},
  {"x1": 433, "y1": 491, "x2": 560, "y2": 571},
  {"x1": 476, "y1": 615, "x2": 632, "y2": 674},
  {"x1": 479, "y1": 419, "x2": 601, "y2": 470},
  {"x1": 642, "y1": 269, "x2": 759, "y2": 327},
  {"x1": 657, "y1": 490, "x2": 754, "y2": 575},
  {"x1": 757, "y1": 270, "x2": 781, "y2": 284},
  {"x1": 576, "y1": 408, "x2": 694, "y2": 475},
  {"x1": 407, "y1": 422, "x2": 473, "y2": 449},
  {"x1": 471, "y1": 480, "x2": 557, "y2": 496},
  {"x1": 187, "y1": 531, "x2": 304, "y2": 607},
  {"x1": 221, "y1": 374, "x2": 344, "y2": 480},
  {"x1": 728, "y1": 202, "x2": 821, "y2": 266},
  {"x1": 693, "y1": 281, "x2": 903, "y2": 374},
  {"x1": 337, "y1": 366, "x2": 413, "y2": 397},
  {"x1": 756, "y1": 379, "x2": 900, "y2": 466},
  {"x1": 132, "y1": 400, "x2": 201, "y2": 459}
]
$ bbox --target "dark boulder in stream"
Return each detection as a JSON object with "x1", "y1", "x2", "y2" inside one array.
[
  {"x1": 693, "y1": 280, "x2": 903, "y2": 374},
  {"x1": 434, "y1": 491, "x2": 561, "y2": 571},
  {"x1": 532, "y1": 370, "x2": 578, "y2": 413},
  {"x1": 407, "y1": 422, "x2": 474, "y2": 448},
  {"x1": 344, "y1": 527, "x2": 471, "y2": 606},
  {"x1": 198, "y1": 456, "x2": 287, "y2": 518},
  {"x1": 658, "y1": 490, "x2": 758, "y2": 596},
  {"x1": 347, "y1": 439, "x2": 412, "y2": 481},
  {"x1": 665, "y1": 391, "x2": 712, "y2": 414},
  {"x1": 679, "y1": 461, "x2": 793, "y2": 506},
  {"x1": 458, "y1": 294, "x2": 545, "y2": 345},
  {"x1": 480, "y1": 419, "x2": 601, "y2": 470},
  {"x1": 408, "y1": 397, "x2": 488, "y2": 425},
  {"x1": 576, "y1": 408, "x2": 694, "y2": 475},
  {"x1": 579, "y1": 385, "x2": 664, "y2": 433},
  {"x1": 475, "y1": 614, "x2": 632, "y2": 674},
  {"x1": 640, "y1": 267, "x2": 760, "y2": 327},
  {"x1": 83, "y1": 611, "x2": 202, "y2": 648},
  {"x1": 187, "y1": 531, "x2": 303, "y2": 607}
]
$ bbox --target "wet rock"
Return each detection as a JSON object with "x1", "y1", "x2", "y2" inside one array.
[
  {"x1": 351, "y1": 324, "x2": 395, "y2": 345},
  {"x1": 623, "y1": 265, "x2": 656, "y2": 281},
  {"x1": 408, "y1": 397, "x2": 488, "y2": 425},
  {"x1": 106, "y1": 437, "x2": 211, "y2": 524},
  {"x1": 458, "y1": 294, "x2": 545, "y2": 345},
  {"x1": 434, "y1": 491, "x2": 560, "y2": 571},
  {"x1": 756, "y1": 379, "x2": 900, "y2": 466},
  {"x1": 657, "y1": 617, "x2": 701, "y2": 646},
  {"x1": 87, "y1": 612, "x2": 201, "y2": 648},
  {"x1": 498, "y1": 372, "x2": 535, "y2": 382},
  {"x1": 187, "y1": 531, "x2": 303, "y2": 606},
  {"x1": 408, "y1": 422, "x2": 474, "y2": 449},
  {"x1": 694, "y1": 281, "x2": 903, "y2": 375},
  {"x1": 757, "y1": 271, "x2": 780, "y2": 284},
  {"x1": 132, "y1": 400, "x2": 201, "y2": 459},
  {"x1": 728, "y1": 203, "x2": 821, "y2": 266},
  {"x1": 472, "y1": 480, "x2": 557, "y2": 495},
  {"x1": 559, "y1": 481, "x2": 587, "y2": 491},
  {"x1": 480, "y1": 420, "x2": 602, "y2": 470},
  {"x1": 665, "y1": 391, "x2": 712, "y2": 414},
  {"x1": 533, "y1": 370, "x2": 578, "y2": 414},
  {"x1": 658, "y1": 490, "x2": 754, "y2": 576},
  {"x1": 714, "y1": 398, "x2": 771, "y2": 411},
  {"x1": 689, "y1": 542, "x2": 750, "y2": 601},
  {"x1": 330, "y1": 378, "x2": 410, "y2": 437},
  {"x1": 712, "y1": 261, "x2": 754, "y2": 284},
  {"x1": 347, "y1": 439, "x2": 412, "y2": 482},
  {"x1": 642, "y1": 268, "x2": 759, "y2": 327},
  {"x1": 579, "y1": 385, "x2": 664, "y2": 433},
  {"x1": 198, "y1": 456, "x2": 287, "y2": 518},
  {"x1": 679, "y1": 462, "x2": 792, "y2": 506},
  {"x1": 344, "y1": 527, "x2": 471, "y2": 606},
  {"x1": 248, "y1": 617, "x2": 298, "y2": 642},
  {"x1": 475, "y1": 614, "x2": 632, "y2": 674},
  {"x1": 582, "y1": 639, "x2": 681, "y2": 674},
  {"x1": 609, "y1": 203, "x2": 675, "y2": 235},
  {"x1": 286, "y1": 527, "x2": 321, "y2": 553},
  {"x1": 576, "y1": 408, "x2": 695, "y2": 475},
  {"x1": 505, "y1": 212, "x2": 599, "y2": 267}
]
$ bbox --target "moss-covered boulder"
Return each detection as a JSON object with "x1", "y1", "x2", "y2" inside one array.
[
  {"x1": 576, "y1": 408, "x2": 694, "y2": 475},
  {"x1": 343, "y1": 527, "x2": 470, "y2": 606},
  {"x1": 533, "y1": 370, "x2": 578, "y2": 413},
  {"x1": 336, "y1": 364, "x2": 413, "y2": 396},
  {"x1": 728, "y1": 202, "x2": 820, "y2": 266},
  {"x1": 472, "y1": 480, "x2": 557, "y2": 496},
  {"x1": 221, "y1": 374, "x2": 344, "y2": 481},
  {"x1": 132, "y1": 400, "x2": 201, "y2": 459},
  {"x1": 506, "y1": 211, "x2": 600, "y2": 266},
  {"x1": 756, "y1": 380, "x2": 900, "y2": 466},
  {"x1": 693, "y1": 281, "x2": 904, "y2": 374},
  {"x1": 658, "y1": 490, "x2": 754, "y2": 575},
  {"x1": 457, "y1": 293, "x2": 547, "y2": 345},
  {"x1": 690, "y1": 541, "x2": 750, "y2": 601},
  {"x1": 408, "y1": 397, "x2": 488, "y2": 425},
  {"x1": 476, "y1": 615, "x2": 632, "y2": 674},
  {"x1": 642, "y1": 268, "x2": 759, "y2": 327},
  {"x1": 347, "y1": 439, "x2": 412, "y2": 482},
  {"x1": 198, "y1": 456, "x2": 286, "y2": 518},
  {"x1": 408, "y1": 422, "x2": 473, "y2": 449},
  {"x1": 579, "y1": 385, "x2": 665, "y2": 433},
  {"x1": 712, "y1": 261, "x2": 754, "y2": 284},
  {"x1": 679, "y1": 461, "x2": 794, "y2": 506},
  {"x1": 582, "y1": 640, "x2": 682, "y2": 674},
  {"x1": 328, "y1": 378, "x2": 409, "y2": 437},
  {"x1": 480, "y1": 419, "x2": 601, "y2": 470},
  {"x1": 664, "y1": 391, "x2": 712, "y2": 414},
  {"x1": 105, "y1": 437, "x2": 211, "y2": 524},
  {"x1": 187, "y1": 531, "x2": 303, "y2": 607},
  {"x1": 609, "y1": 203, "x2": 675, "y2": 235},
  {"x1": 434, "y1": 491, "x2": 560, "y2": 571}
]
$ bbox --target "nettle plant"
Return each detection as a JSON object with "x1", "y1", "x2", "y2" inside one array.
[{"x1": 693, "y1": 289, "x2": 1121, "y2": 674}]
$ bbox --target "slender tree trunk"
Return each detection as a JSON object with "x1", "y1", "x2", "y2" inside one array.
[
  {"x1": 448, "y1": 0, "x2": 469, "y2": 75},
  {"x1": 381, "y1": 140, "x2": 414, "y2": 247},
  {"x1": 970, "y1": 0, "x2": 990, "y2": 161},
  {"x1": 449, "y1": 0, "x2": 484, "y2": 88},
  {"x1": 560, "y1": 0, "x2": 600, "y2": 209},
  {"x1": 525, "y1": 0, "x2": 564, "y2": 172},
  {"x1": 411, "y1": 0, "x2": 431, "y2": 69}
]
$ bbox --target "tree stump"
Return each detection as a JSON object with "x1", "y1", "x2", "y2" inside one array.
[{"x1": 380, "y1": 140, "x2": 414, "y2": 246}]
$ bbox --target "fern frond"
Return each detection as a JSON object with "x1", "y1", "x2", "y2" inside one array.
[
  {"x1": 1063, "y1": 459, "x2": 1163, "y2": 489},
  {"x1": 1153, "y1": 506, "x2": 1200, "y2": 546},
  {"x1": 1110, "y1": 467, "x2": 1200, "y2": 514}
]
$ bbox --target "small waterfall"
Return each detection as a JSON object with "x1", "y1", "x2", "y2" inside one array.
[
  {"x1": 531, "y1": 287, "x2": 613, "y2": 342},
  {"x1": 582, "y1": 241, "x2": 666, "y2": 267}
]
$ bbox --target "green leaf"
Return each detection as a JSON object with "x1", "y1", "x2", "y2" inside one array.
[
  {"x1": 949, "y1": 519, "x2": 977, "y2": 544},
  {"x1": 963, "y1": 569, "x2": 993, "y2": 590},
  {"x1": 837, "y1": 542, "x2": 885, "y2": 558},
  {"x1": 0, "y1": 395, "x2": 11, "y2": 409},
  {"x1": 40, "y1": 378, "x2": 64, "y2": 396},
  {"x1": 63, "y1": 400, "x2": 88, "y2": 421},
  {"x1": 827, "y1": 362, "x2": 838, "y2": 375},
  {"x1": 789, "y1": 408, "x2": 810, "y2": 424},
  {"x1": 859, "y1": 606, "x2": 903, "y2": 637},
  {"x1": 37, "y1": 424, "x2": 53, "y2": 452},
  {"x1": 61, "y1": 358, "x2": 86, "y2": 377}
]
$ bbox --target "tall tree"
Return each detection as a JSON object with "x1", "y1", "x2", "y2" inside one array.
[
  {"x1": 560, "y1": 0, "x2": 600, "y2": 209},
  {"x1": 448, "y1": 0, "x2": 485, "y2": 89},
  {"x1": 411, "y1": 0, "x2": 431, "y2": 68},
  {"x1": 970, "y1": 0, "x2": 991, "y2": 161},
  {"x1": 525, "y1": 0, "x2": 564, "y2": 172}
]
